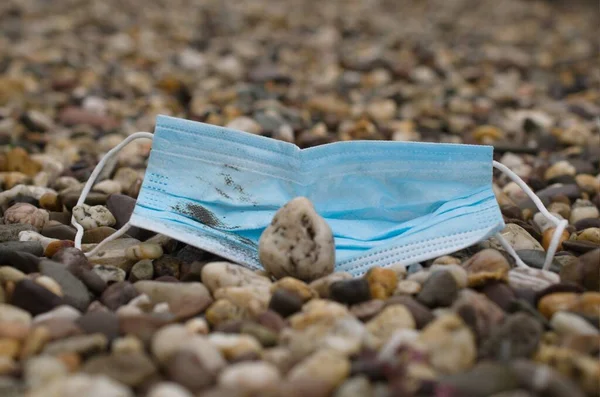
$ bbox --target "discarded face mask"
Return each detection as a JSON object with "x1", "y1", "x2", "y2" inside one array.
[{"x1": 72, "y1": 115, "x2": 567, "y2": 276}]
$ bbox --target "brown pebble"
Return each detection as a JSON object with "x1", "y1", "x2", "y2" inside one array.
[
  {"x1": 44, "y1": 240, "x2": 75, "y2": 257},
  {"x1": 365, "y1": 267, "x2": 397, "y2": 300},
  {"x1": 542, "y1": 227, "x2": 569, "y2": 251}
]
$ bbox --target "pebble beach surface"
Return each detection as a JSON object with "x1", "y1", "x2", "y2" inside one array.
[{"x1": 0, "y1": 0, "x2": 599, "y2": 396}]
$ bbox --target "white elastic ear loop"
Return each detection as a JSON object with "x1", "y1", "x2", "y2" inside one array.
[
  {"x1": 70, "y1": 132, "x2": 154, "y2": 257},
  {"x1": 492, "y1": 160, "x2": 569, "y2": 271}
]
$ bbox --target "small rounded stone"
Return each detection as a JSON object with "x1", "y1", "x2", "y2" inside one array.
[
  {"x1": 270, "y1": 277, "x2": 317, "y2": 302},
  {"x1": 38, "y1": 193, "x2": 63, "y2": 212},
  {"x1": 218, "y1": 361, "x2": 280, "y2": 393},
  {"x1": 365, "y1": 267, "x2": 397, "y2": 300},
  {"x1": 542, "y1": 228, "x2": 570, "y2": 251},
  {"x1": 4, "y1": 203, "x2": 49, "y2": 231},
  {"x1": 268, "y1": 289, "x2": 304, "y2": 318},
  {"x1": 538, "y1": 293, "x2": 579, "y2": 319},
  {"x1": 550, "y1": 311, "x2": 599, "y2": 336},
  {"x1": 44, "y1": 240, "x2": 74, "y2": 258},
  {"x1": 462, "y1": 249, "x2": 510, "y2": 287},
  {"x1": 330, "y1": 279, "x2": 372, "y2": 305},
  {"x1": 416, "y1": 271, "x2": 459, "y2": 308},
  {"x1": 125, "y1": 243, "x2": 163, "y2": 260},
  {"x1": 394, "y1": 280, "x2": 421, "y2": 295}
]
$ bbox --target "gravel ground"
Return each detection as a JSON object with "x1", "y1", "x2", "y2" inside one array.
[{"x1": 0, "y1": 0, "x2": 599, "y2": 396}]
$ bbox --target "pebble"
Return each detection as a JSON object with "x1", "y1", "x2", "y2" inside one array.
[
  {"x1": 218, "y1": 361, "x2": 280, "y2": 393},
  {"x1": 39, "y1": 260, "x2": 91, "y2": 312},
  {"x1": 152, "y1": 255, "x2": 182, "y2": 279},
  {"x1": 394, "y1": 279, "x2": 423, "y2": 296},
  {"x1": 201, "y1": 261, "x2": 272, "y2": 295},
  {"x1": 129, "y1": 259, "x2": 154, "y2": 282},
  {"x1": 87, "y1": 238, "x2": 140, "y2": 270},
  {"x1": 462, "y1": 248, "x2": 511, "y2": 287},
  {"x1": 76, "y1": 311, "x2": 120, "y2": 341},
  {"x1": 550, "y1": 311, "x2": 599, "y2": 336},
  {"x1": 489, "y1": 224, "x2": 544, "y2": 252},
  {"x1": 147, "y1": 383, "x2": 193, "y2": 397},
  {"x1": 439, "y1": 362, "x2": 520, "y2": 397},
  {"x1": 330, "y1": 278, "x2": 372, "y2": 305},
  {"x1": 18, "y1": 230, "x2": 58, "y2": 249},
  {"x1": 72, "y1": 204, "x2": 116, "y2": 229},
  {"x1": 134, "y1": 281, "x2": 212, "y2": 320},
  {"x1": 570, "y1": 199, "x2": 599, "y2": 224},
  {"x1": 100, "y1": 282, "x2": 139, "y2": 311},
  {"x1": 534, "y1": 345, "x2": 600, "y2": 396},
  {"x1": 0, "y1": 224, "x2": 37, "y2": 242},
  {"x1": 165, "y1": 340, "x2": 226, "y2": 391},
  {"x1": 11, "y1": 279, "x2": 64, "y2": 316},
  {"x1": 364, "y1": 267, "x2": 397, "y2": 300},
  {"x1": 452, "y1": 289, "x2": 505, "y2": 343},
  {"x1": 24, "y1": 355, "x2": 68, "y2": 391},
  {"x1": 575, "y1": 248, "x2": 599, "y2": 291},
  {"x1": 430, "y1": 264, "x2": 469, "y2": 288},
  {"x1": 82, "y1": 227, "x2": 119, "y2": 244},
  {"x1": 43, "y1": 334, "x2": 108, "y2": 356},
  {"x1": 268, "y1": 289, "x2": 304, "y2": 317},
  {"x1": 333, "y1": 376, "x2": 373, "y2": 397},
  {"x1": 516, "y1": 249, "x2": 560, "y2": 272},
  {"x1": 28, "y1": 373, "x2": 133, "y2": 397},
  {"x1": 0, "y1": 241, "x2": 44, "y2": 256},
  {"x1": 310, "y1": 272, "x2": 353, "y2": 299},
  {"x1": 93, "y1": 265, "x2": 126, "y2": 284},
  {"x1": 125, "y1": 243, "x2": 163, "y2": 260},
  {"x1": 366, "y1": 305, "x2": 415, "y2": 348},
  {"x1": 33, "y1": 305, "x2": 82, "y2": 324},
  {"x1": 208, "y1": 332, "x2": 263, "y2": 361},
  {"x1": 480, "y1": 312, "x2": 543, "y2": 360},
  {"x1": 271, "y1": 277, "x2": 317, "y2": 302},
  {"x1": 416, "y1": 270, "x2": 459, "y2": 308},
  {"x1": 286, "y1": 349, "x2": 350, "y2": 397},
  {"x1": 538, "y1": 292, "x2": 600, "y2": 319},
  {"x1": 418, "y1": 314, "x2": 476, "y2": 375},
  {"x1": 82, "y1": 352, "x2": 157, "y2": 387},
  {"x1": 259, "y1": 197, "x2": 335, "y2": 282},
  {"x1": 3, "y1": 203, "x2": 48, "y2": 231}
]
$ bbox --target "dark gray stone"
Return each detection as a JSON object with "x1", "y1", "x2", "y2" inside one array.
[
  {"x1": 41, "y1": 224, "x2": 77, "y2": 240},
  {"x1": 11, "y1": 279, "x2": 64, "y2": 315},
  {"x1": 480, "y1": 312, "x2": 543, "y2": 360},
  {"x1": 516, "y1": 250, "x2": 560, "y2": 272},
  {"x1": 0, "y1": 241, "x2": 43, "y2": 256},
  {"x1": 416, "y1": 270, "x2": 458, "y2": 308},
  {"x1": 439, "y1": 362, "x2": 520, "y2": 397},
  {"x1": 330, "y1": 278, "x2": 371, "y2": 305},
  {"x1": 268, "y1": 289, "x2": 303, "y2": 317},
  {"x1": 39, "y1": 260, "x2": 91, "y2": 311},
  {"x1": 76, "y1": 311, "x2": 120, "y2": 340},
  {"x1": 100, "y1": 281, "x2": 138, "y2": 310},
  {"x1": 0, "y1": 251, "x2": 40, "y2": 273}
]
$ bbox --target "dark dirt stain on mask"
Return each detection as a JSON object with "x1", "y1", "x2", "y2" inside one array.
[{"x1": 173, "y1": 202, "x2": 235, "y2": 229}]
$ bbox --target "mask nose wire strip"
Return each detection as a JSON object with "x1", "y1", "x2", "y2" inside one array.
[
  {"x1": 492, "y1": 160, "x2": 568, "y2": 271},
  {"x1": 71, "y1": 132, "x2": 154, "y2": 257}
]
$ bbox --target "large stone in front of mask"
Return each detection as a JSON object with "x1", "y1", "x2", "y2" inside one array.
[{"x1": 259, "y1": 197, "x2": 334, "y2": 282}]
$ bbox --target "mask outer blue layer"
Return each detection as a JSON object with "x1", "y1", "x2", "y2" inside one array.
[{"x1": 129, "y1": 115, "x2": 505, "y2": 276}]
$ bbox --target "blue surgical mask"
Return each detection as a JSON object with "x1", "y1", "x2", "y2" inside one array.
[{"x1": 72, "y1": 115, "x2": 567, "y2": 276}]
